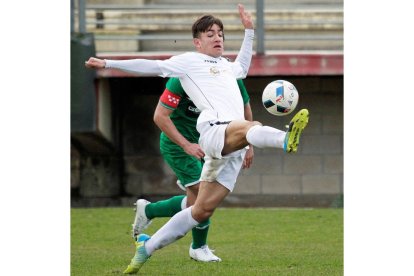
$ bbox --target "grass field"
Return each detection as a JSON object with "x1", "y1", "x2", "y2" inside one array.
[{"x1": 71, "y1": 207, "x2": 343, "y2": 275}]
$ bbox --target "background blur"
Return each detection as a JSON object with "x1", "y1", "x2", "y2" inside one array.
[{"x1": 70, "y1": 0, "x2": 343, "y2": 207}]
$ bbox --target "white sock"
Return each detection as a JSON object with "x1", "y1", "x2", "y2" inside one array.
[
  {"x1": 246, "y1": 125, "x2": 286, "y2": 148},
  {"x1": 144, "y1": 206, "x2": 198, "y2": 255}
]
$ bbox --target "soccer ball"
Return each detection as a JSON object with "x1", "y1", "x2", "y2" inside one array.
[{"x1": 262, "y1": 80, "x2": 299, "y2": 116}]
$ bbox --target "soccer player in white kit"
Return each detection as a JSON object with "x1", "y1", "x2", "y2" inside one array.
[{"x1": 85, "y1": 4, "x2": 309, "y2": 274}]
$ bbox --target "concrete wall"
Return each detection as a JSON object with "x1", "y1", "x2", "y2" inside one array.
[{"x1": 71, "y1": 75, "x2": 343, "y2": 207}]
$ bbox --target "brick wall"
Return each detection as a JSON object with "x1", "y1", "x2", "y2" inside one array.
[{"x1": 229, "y1": 76, "x2": 343, "y2": 206}]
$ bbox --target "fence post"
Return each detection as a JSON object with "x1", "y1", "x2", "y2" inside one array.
[
  {"x1": 71, "y1": 0, "x2": 75, "y2": 33},
  {"x1": 256, "y1": 0, "x2": 265, "y2": 55},
  {"x1": 78, "y1": 0, "x2": 86, "y2": 34}
]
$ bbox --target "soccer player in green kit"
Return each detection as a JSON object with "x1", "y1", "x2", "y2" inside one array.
[{"x1": 131, "y1": 77, "x2": 254, "y2": 262}]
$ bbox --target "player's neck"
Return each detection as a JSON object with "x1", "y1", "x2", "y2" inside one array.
[{"x1": 198, "y1": 51, "x2": 221, "y2": 59}]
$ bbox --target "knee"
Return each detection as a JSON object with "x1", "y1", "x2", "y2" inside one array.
[
  {"x1": 250, "y1": 121, "x2": 262, "y2": 127},
  {"x1": 192, "y1": 204, "x2": 215, "y2": 222},
  {"x1": 245, "y1": 121, "x2": 262, "y2": 133},
  {"x1": 245, "y1": 121, "x2": 262, "y2": 136}
]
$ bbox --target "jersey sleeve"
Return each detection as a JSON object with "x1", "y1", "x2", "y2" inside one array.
[
  {"x1": 159, "y1": 78, "x2": 186, "y2": 110},
  {"x1": 156, "y1": 54, "x2": 190, "y2": 78},
  {"x1": 230, "y1": 29, "x2": 255, "y2": 79},
  {"x1": 234, "y1": 29, "x2": 255, "y2": 78},
  {"x1": 105, "y1": 59, "x2": 164, "y2": 76},
  {"x1": 237, "y1": 79, "x2": 250, "y2": 105}
]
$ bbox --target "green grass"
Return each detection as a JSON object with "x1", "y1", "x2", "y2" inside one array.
[{"x1": 71, "y1": 208, "x2": 343, "y2": 276}]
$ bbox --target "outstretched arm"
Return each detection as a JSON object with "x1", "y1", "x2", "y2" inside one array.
[
  {"x1": 234, "y1": 4, "x2": 254, "y2": 78},
  {"x1": 85, "y1": 57, "x2": 165, "y2": 76}
]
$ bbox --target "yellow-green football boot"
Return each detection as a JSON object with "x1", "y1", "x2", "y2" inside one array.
[
  {"x1": 284, "y1": 109, "x2": 309, "y2": 153},
  {"x1": 123, "y1": 234, "x2": 151, "y2": 274}
]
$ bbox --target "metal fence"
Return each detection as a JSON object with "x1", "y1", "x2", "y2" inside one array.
[{"x1": 71, "y1": 0, "x2": 343, "y2": 54}]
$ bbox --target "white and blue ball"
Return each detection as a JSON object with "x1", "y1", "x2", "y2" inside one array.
[{"x1": 262, "y1": 80, "x2": 299, "y2": 116}]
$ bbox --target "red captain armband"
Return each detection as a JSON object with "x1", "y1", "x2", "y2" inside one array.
[{"x1": 160, "y1": 89, "x2": 181, "y2": 109}]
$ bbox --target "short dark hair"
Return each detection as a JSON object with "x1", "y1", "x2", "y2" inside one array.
[{"x1": 192, "y1": 15, "x2": 224, "y2": 39}]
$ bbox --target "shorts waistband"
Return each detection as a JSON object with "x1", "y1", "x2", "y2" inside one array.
[{"x1": 209, "y1": 121, "x2": 231, "y2": 126}]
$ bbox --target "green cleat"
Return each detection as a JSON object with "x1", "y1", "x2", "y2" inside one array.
[
  {"x1": 123, "y1": 234, "x2": 151, "y2": 274},
  {"x1": 284, "y1": 109, "x2": 309, "y2": 153}
]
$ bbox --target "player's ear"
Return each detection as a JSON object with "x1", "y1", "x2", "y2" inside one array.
[{"x1": 193, "y1": 38, "x2": 201, "y2": 49}]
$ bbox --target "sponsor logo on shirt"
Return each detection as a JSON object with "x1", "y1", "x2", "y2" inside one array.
[
  {"x1": 188, "y1": 105, "x2": 200, "y2": 114},
  {"x1": 185, "y1": 100, "x2": 200, "y2": 118},
  {"x1": 210, "y1": 66, "x2": 220, "y2": 76},
  {"x1": 204, "y1": 60, "x2": 217, "y2": 64}
]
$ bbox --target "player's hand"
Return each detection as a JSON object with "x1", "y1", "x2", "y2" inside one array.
[
  {"x1": 242, "y1": 146, "x2": 254, "y2": 169},
  {"x1": 238, "y1": 4, "x2": 254, "y2": 30},
  {"x1": 85, "y1": 57, "x2": 106, "y2": 69},
  {"x1": 184, "y1": 143, "x2": 205, "y2": 160}
]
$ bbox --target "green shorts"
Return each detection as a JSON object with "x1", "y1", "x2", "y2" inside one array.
[{"x1": 160, "y1": 138, "x2": 203, "y2": 187}]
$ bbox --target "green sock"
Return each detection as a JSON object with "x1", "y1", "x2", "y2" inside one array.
[
  {"x1": 144, "y1": 195, "x2": 185, "y2": 219},
  {"x1": 191, "y1": 218, "x2": 210, "y2": 249}
]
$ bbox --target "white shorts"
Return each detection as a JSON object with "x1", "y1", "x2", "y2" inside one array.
[
  {"x1": 197, "y1": 120, "x2": 227, "y2": 159},
  {"x1": 197, "y1": 120, "x2": 247, "y2": 191},
  {"x1": 200, "y1": 149, "x2": 246, "y2": 191}
]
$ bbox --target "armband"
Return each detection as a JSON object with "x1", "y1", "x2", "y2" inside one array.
[{"x1": 160, "y1": 89, "x2": 181, "y2": 109}]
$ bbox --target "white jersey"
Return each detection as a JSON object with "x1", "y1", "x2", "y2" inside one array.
[
  {"x1": 105, "y1": 29, "x2": 254, "y2": 124},
  {"x1": 157, "y1": 52, "x2": 245, "y2": 123}
]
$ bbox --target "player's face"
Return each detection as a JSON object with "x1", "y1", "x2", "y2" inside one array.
[{"x1": 193, "y1": 24, "x2": 224, "y2": 58}]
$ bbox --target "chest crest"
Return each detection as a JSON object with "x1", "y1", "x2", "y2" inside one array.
[{"x1": 209, "y1": 66, "x2": 220, "y2": 76}]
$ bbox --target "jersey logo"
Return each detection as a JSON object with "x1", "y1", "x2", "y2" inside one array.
[
  {"x1": 204, "y1": 59, "x2": 217, "y2": 64},
  {"x1": 160, "y1": 89, "x2": 181, "y2": 109},
  {"x1": 185, "y1": 101, "x2": 200, "y2": 118},
  {"x1": 210, "y1": 66, "x2": 220, "y2": 76}
]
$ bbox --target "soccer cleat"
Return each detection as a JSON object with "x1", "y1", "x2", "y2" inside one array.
[
  {"x1": 189, "y1": 244, "x2": 222, "y2": 262},
  {"x1": 123, "y1": 234, "x2": 151, "y2": 274},
  {"x1": 132, "y1": 199, "x2": 152, "y2": 239},
  {"x1": 284, "y1": 108, "x2": 309, "y2": 153}
]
